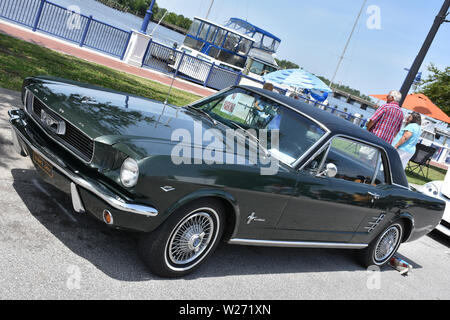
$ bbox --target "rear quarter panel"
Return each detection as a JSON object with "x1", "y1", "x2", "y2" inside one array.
[
  {"x1": 402, "y1": 189, "x2": 446, "y2": 241},
  {"x1": 353, "y1": 186, "x2": 445, "y2": 244}
]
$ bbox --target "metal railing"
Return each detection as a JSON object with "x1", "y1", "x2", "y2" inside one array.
[
  {"x1": 0, "y1": 0, "x2": 132, "y2": 59},
  {"x1": 0, "y1": 0, "x2": 39, "y2": 27},
  {"x1": 141, "y1": 41, "x2": 286, "y2": 92}
]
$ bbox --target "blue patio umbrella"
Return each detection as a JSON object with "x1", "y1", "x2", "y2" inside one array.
[{"x1": 262, "y1": 68, "x2": 332, "y2": 93}]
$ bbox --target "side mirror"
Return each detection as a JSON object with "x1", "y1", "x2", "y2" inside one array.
[{"x1": 318, "y1": 163, "x2": 338, "y2": 178}]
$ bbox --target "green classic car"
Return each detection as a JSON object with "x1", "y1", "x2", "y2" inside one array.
[{"x1": 9, "y1": 76, "x2": 445, "y2": 277}]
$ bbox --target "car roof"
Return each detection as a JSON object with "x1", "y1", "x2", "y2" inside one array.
[{"x1": 239, "y1": 85, "x2": 409, "y2": 188}]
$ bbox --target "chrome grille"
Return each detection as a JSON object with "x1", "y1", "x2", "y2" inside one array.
[{"x1": 31, "y1": 96, "x2": 94, "y2": 162}]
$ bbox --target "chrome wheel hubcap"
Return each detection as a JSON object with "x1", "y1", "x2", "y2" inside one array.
[
  {"x1": 168, "y1": 212, "x2": 214, "y2": 265},
  {"x1": 375, "y1": 225, "x2": 400, "y2": 262}
]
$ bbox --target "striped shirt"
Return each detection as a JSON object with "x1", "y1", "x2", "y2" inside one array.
[{"x1": 368, "y1": 102, "x2": 404, "y2": 144}]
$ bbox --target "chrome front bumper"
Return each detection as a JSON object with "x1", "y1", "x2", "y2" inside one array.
[{"x1": 9, "y1": 109, "x2": 158, "y2": 218}]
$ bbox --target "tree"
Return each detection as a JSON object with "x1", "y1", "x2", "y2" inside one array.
[
  {"x1": 275, "y1": 58, "x2": 299, "y2": 70},
  {"x1": 418, "y1": 64, "x2": 450, "y2": 116},
  {"x1": 153, "y1": 8, "x2": 167, "y2": 21},
  {"x1": 164, "y1": 12, "x2": 179, "y2": 25}
]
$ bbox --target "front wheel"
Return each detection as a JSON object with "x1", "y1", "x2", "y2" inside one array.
[
  {"x1": 359, "y1": 222, "x2": 404, "y2": 268},
  {"x1": 139, "y1": 199, "x2": 225, "y2": 278}
]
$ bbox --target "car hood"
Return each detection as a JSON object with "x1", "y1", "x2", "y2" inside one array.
[{"x1": 25, "y1": 76, "x2": 222, "y2": 145}]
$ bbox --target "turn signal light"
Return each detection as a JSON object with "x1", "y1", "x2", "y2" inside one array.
[{"x1": 103, "y1": 210, "x2": 114, "y2": 225}]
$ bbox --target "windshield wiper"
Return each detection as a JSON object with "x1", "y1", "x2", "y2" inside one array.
[{"x1": 186, "y1": 105, "x2": 218, "y2": 126}]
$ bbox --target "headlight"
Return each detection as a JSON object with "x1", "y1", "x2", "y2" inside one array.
[{"x1": 120, "y1": 158, "x2": 139, "y2": 188}]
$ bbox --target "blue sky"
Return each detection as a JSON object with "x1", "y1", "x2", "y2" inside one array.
[{"x1": 156, "y1": 0, "x2": 450, "y2": 97}]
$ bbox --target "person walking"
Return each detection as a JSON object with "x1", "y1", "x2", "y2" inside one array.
[
  {"x1": 366, "y1": 90, "x2": 404, "y2": 144},
  {"x1": 392, "y1": 112, "x2": 422, "y2": 169}
]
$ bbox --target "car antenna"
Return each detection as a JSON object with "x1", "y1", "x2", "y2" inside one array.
[{"x1": 163, "y1": 54, "x2": 179, "y2": 106}]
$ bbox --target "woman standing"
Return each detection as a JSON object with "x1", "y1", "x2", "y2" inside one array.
[{"x1": 392, "y1": 112, "x2": 422, "y2": 169}]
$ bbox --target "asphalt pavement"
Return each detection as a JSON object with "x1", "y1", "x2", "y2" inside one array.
[{"x1": 1, "y1": 87, "x2": 450, "y2": 300}]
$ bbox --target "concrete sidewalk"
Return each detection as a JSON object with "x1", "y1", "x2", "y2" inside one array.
[{"x1": 0, "y1": 19, "x2": 216, "y2": 98}]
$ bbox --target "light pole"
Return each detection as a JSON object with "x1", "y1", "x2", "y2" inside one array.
[
  {"x1": 399, "y1": 0, "x2": 449, "y2": 106},
  {"x1": 140, "y1": 0, "x2": 157, "y2": 34}
]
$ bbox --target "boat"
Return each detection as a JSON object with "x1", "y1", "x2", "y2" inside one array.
[
  {"x1": 226, "y1": 18, "x2": 281, "y2": 79},
  {"x1": 420, "y1": 119, "x2": 437, "y2": 145},
  {"x1": 169, "y1": 16, "x2": 281, "y2": 83}
]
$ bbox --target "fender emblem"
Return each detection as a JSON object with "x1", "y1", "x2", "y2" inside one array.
[
  {"x1": 161, "y1": 186, "x2": 175, "y2": 192},
  {"x1": 247, "y1": 212, "x2": 266, "y2": 225}
]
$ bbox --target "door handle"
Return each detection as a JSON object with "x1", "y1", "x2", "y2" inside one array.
[{"x1": 368, "y1": 191, "x2": 381, "y2": 200}]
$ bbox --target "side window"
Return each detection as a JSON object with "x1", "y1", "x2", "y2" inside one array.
[{"x1": 306, "y1": 137, "x2": 388, "y2": 185}]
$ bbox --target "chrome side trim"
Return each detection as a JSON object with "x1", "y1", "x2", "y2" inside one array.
[
  {"x1": 228, "y1": 238, "x2": 368, "y2": 249},
  {"x1": 11, "y1": 123, "x2": 158, "y2": 217}
]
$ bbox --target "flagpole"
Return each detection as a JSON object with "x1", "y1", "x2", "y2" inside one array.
[
  {"x1": 205, "y1": 0, "x2": 215, "y2": 20},
  {"x1": 329, "y1": 0, "x2": 367, "y2": 91}
]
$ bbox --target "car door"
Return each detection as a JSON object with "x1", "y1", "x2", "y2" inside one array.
[{"x1": 274, "y1": 136, "x2": 389, "y2": 243}]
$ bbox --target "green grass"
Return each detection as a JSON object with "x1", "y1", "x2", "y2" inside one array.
[
  {"x1": 0, "y1": 33, "x2": 200, "y2": 106},
  {"x1": 405, "y1": 163, "x2": 447, "y2": 186}
]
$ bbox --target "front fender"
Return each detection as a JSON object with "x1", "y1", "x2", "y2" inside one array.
[{"x1": 162, "y1": 189, "x2": 241, "y2": 238}]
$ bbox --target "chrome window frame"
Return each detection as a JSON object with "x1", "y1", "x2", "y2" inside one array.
[
  {"x1": 299, "y1": 134, "x2": 394, "y2": 186},
  {"x1": 189, "y1": 86, "x2": 332, "y2": 170}
]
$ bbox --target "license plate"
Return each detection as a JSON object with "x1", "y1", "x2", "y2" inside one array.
[{"x1": 32, "y1": 151, "x2": 53, "y2": 178}]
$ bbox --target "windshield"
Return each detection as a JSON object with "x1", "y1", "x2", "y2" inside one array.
[
  {"x1": 248, "y1": 59, "x2": 278, "y2": 76},
  {"x1": 190, "y1": 88, "x2": 327, "y2": 165}
]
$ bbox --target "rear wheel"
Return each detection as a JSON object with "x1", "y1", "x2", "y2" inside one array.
[
  {"x1": 359, "y1": 221, "x2": 404, "y2": 268},
  {"x1": 139, "y1": 199, "x2": 225, "y2": 278}
]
